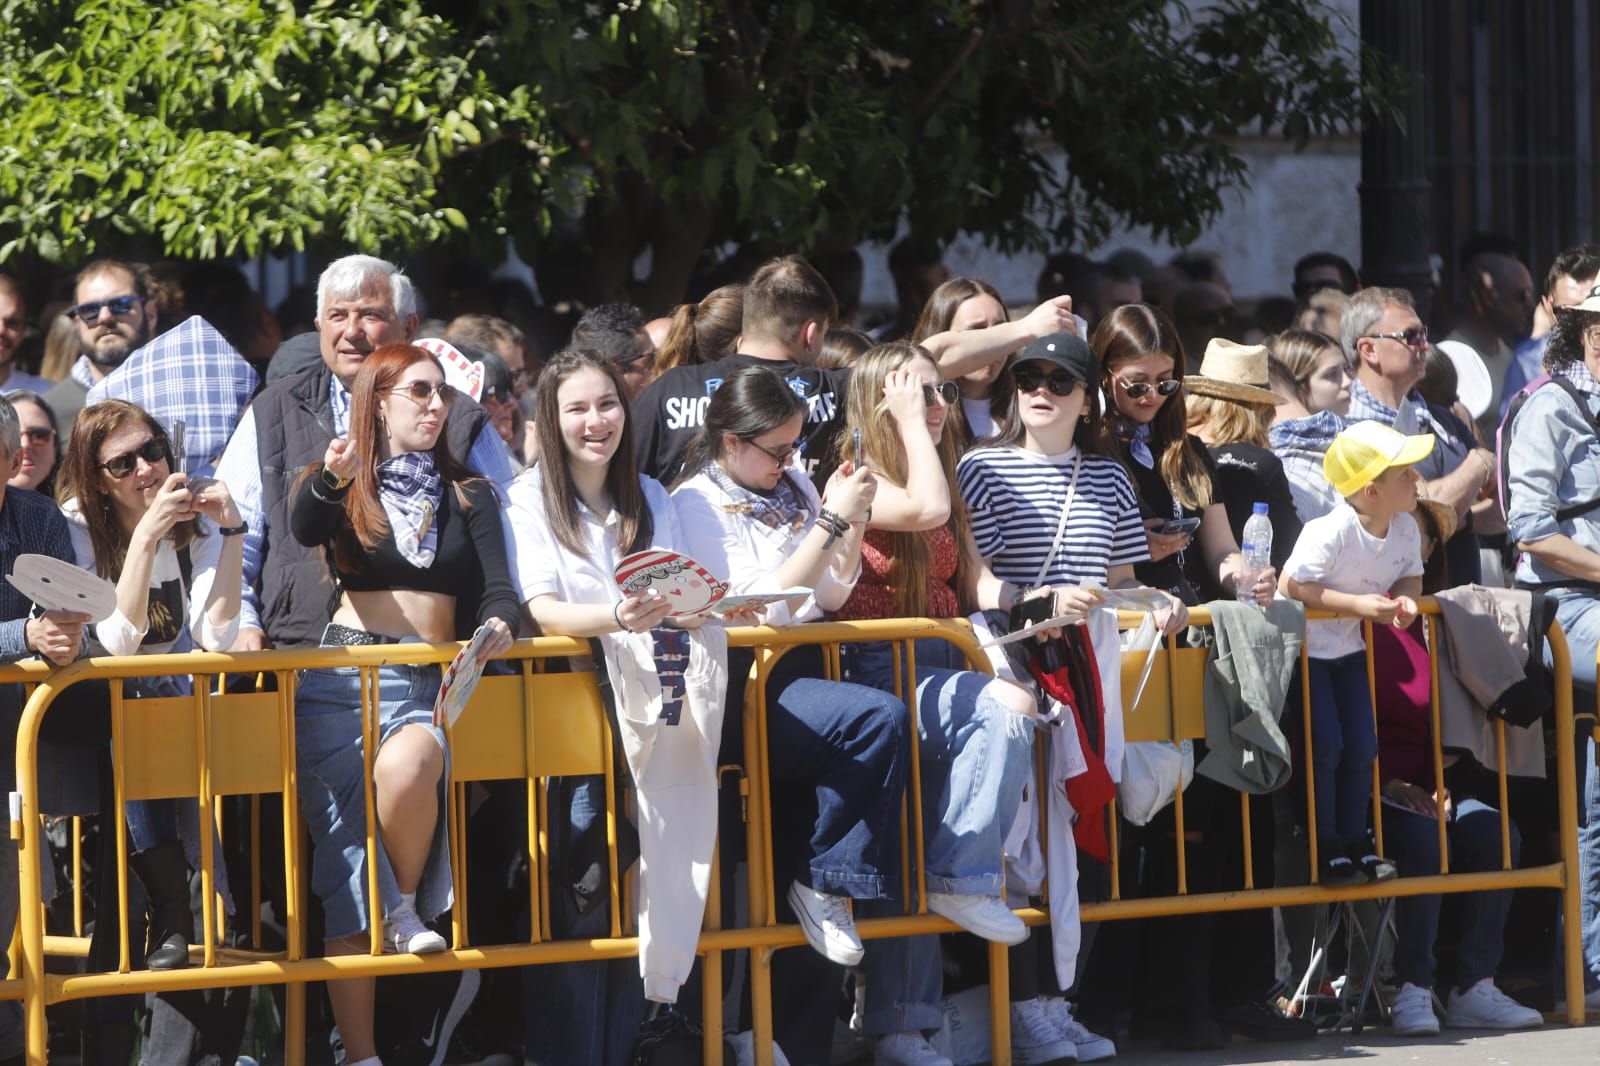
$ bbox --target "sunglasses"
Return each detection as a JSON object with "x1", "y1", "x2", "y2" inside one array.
[
  {"x1": 1013, "y1": 365, "x2": 1082, "y2": 397},
  {"x1": 1113, "y1": 376, "x2": 1182, "y2": 399},
  {"x1": 384, "y1": 380, "x2": 458, "y2": 405},
  {"x1": 100, "y1": 437, "x2": 168, "y2": 479},
  {"x1": 21, "y1": 427, "x2": 54, "y2": 446},
  {"x1": 66, "y1": 295, "x2": 141, "y2": 324},
  {"x1": 1365, "y1": 326, "x2": 1429, "y2": 349},
  {"x1": 922, "y1": 381, "x2": 959, "y2": 407},
  {"x1": 746, "y1": 437, "x2": 803, "y2": 465}
]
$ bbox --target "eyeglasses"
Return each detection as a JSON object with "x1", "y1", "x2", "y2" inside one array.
[
  {"x1": 745, "y1": 437, "x2": 803, "y2": 466},
  {"x1": 1013, "y1": 365, "x2": 1082, "y2": 397},
  {"x1": 922, "y1": 381, "x2": 959, "y2": 407},
  {"x1": 21, "y1": 427, "x2": 55, "y2": 446},
  {"x1": 100, "y1": 438, "x2": 167, "y2": 479},
  {"x1": 1113, "y1": 376, "x2": 1182, "y2": 399},
  {"x1": 1364, "y1": 326, "x2": 1429, "y2": 349},
  {"x1": 66, "y1": 295, "x2": 141, "y2": 324},
  {"x1": 384, "y1": 380, "x2": 458, "y2": 405}
]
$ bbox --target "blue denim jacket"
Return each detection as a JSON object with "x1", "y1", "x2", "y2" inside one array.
[{"x1": 1507, "y1": 382, "x2": 1600, "y2": 586}]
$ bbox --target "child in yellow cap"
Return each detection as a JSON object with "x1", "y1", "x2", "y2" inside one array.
[{"x1": 1280, "y1": 420, "x2": 1431, "y2": 887}]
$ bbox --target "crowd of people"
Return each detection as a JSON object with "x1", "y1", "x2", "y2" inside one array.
[{"x1": 0, "y1": 238, "x2": 1591, "y2": 1066}]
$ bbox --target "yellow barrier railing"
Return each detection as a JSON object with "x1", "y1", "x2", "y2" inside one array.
[{"x1": 0, "y1": 603, "x2": 1587, "y2": 1065}]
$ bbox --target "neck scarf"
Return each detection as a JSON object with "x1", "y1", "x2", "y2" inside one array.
[
  {"x1": 1557, "y1": 359, "x2": 1600, "y2": 398},
  {"x1": 378, "y1": 452, "x2": 443, "y2": 567},
  {"x1": 1116, "y1": 421, "x2": 1156, "y2": 469},
  {"x1": 703, "y1": 461, "x2": 810, "y2": 534}
]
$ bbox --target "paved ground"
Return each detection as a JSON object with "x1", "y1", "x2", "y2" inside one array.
[{"x1": 1112, "y1": 1023, "x2": 1599, "y2": 1065}]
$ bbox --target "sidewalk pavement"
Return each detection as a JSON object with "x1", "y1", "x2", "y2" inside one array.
[{"x1": 1113, "y1": 1023, "x2": 1598, "y2": 1064}]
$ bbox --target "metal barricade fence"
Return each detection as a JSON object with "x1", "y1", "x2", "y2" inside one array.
[{"x1": 0, "y1": 604, "x2": 1586, "y2": 1065}]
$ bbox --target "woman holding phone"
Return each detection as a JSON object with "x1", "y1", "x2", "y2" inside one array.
[{"x1": 290, "y1": 343, "x2": 518, "y2": 1066}]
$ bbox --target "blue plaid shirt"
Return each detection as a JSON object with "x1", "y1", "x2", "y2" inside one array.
[
  {"x1": 0, "y1": 487, "x2": 76, "y2": 662},
  {"x1": 1346, "y1": 377, "x2": 1474, "y2": 482},
  {"x1": 86, "y1": 316, "x2": 259, "y2": 476}
]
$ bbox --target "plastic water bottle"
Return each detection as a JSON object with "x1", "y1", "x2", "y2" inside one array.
[{"x1": 1237, "y1": 502, "x2": 1272, "y2": 604}]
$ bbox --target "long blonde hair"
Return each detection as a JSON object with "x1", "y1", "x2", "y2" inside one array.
[
  {"x1": 840, "y1": 341, "x2": 971, "y2": 617},
  {"x1": 1185, "y1": 392, "x2": 1272, "y2": 448}
]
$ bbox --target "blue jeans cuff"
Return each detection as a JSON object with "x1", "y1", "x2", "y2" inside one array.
[
  {"x1": 926, "y1": 871, "x2": 1004, "y2": 896},
  {"x1": 863, "y1": 1001, "x2": 945, "y2": 1037},
  {"x1": 809, "y1": 868, "x2": 888, "y2": 900}
]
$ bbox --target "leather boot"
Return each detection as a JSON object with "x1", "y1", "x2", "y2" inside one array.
[{"x1": 129, "y1": 843, "x2": 192, "y2": 970}]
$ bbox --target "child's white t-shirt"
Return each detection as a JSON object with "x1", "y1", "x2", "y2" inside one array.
[{"x1": 1283, "y1": 503, "x2": 1425, "y2": 659}]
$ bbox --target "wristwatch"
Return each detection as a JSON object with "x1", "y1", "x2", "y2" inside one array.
[{"x1": 321, "y1": 465, "x2": 353, "y2": 492}]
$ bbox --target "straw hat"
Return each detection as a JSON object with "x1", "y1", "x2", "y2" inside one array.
[{"x1": 1184, "y1": 338, "x2": 1287, "y2": 407}]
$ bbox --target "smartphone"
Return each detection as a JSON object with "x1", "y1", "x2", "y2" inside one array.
[
  {"x1": 852, "y1": 427, "x2": 863, "y2": 467},
  {"x1": 1159, "y1": 517, "x2": 1201, "y2": 535}
]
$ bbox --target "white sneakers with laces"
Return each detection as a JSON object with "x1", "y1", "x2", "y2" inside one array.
[
  {"x1": 873, "y1": 1031, "x2": 952, "y2": 1066},
  {"x1": 1444, "y1": 978, "x2": 1543, "y2": 1030},
  {"x1": 386, "y1": 901, "x2": 447, "y2": 954},
  {"x1": 788, "y1": 882, "x2": 865, "y2": 966},
  {"x1": 1038, "y1": 996, "x2": 1115, "y2": 1062},
  {"x1": 1010, "y1": 997, "x2": 1077, "y2": 1064},
  {"x1": 926, "y1": 892, "x2": 1028, "y2": 945},
  {"x1": 1390, "y1": 982, "x2": 1440, "y2": 1036}
]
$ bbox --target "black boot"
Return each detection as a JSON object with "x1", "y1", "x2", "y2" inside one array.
[{"x1": 129, "y1": 843, "x2": 192, "y2": 970}]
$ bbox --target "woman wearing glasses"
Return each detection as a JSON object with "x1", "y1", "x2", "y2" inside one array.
[
  {"x1": 670, "y1": 364, "x2": 910, "y2": 1063},
  {"x1": 831, "y1": 341, "x2": 1039, "y2": 1066},
  {"x1": 290, "y1": 343, "x2": 518, "y2": 1066},
  {"x1": 56, "y1": 400, "x2": 247, "y2": 972},
  {"x1": 5, "y1": 390, "x2": 60, "y2": 495}
]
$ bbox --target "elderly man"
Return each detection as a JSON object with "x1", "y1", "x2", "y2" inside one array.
[
  {"x1": 192, "y1": 254, "x2": 515, "y2": 653},
  {"x1": 0, "y1": 395, "x2": 84, "y2": 1065},
  {"x1": 1344, "y1": 286, "x2": 1492, "y2": 585},
  {"x1": 45, "y1": 260, "x2": 162, "y2": 427}
]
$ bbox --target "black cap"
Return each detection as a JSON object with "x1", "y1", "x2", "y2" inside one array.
[{"x1": 1015, "y1": 332, "x2": 1096, "y2": 384}]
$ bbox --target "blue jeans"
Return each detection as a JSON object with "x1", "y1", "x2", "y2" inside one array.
[
  {"x1": 1308, "y1": 653, "x2": 1378, "y2": 848},
  {"x1": 1543, "y1": 588, "x2": 1600, "y2": 988},
  {"x1": 843, "y1": 639, "x2": 1034, "y2": 1035},
  {"x1": 1384, "y1": 805, "x2": 1520, "y2": 989}
]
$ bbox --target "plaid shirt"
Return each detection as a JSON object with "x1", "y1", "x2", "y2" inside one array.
[
  {"x1": 86, "y1": 316, "x2": 259, "y2": 476},
  {"x1": 1346, "y1": 377, "x2": 1473, "y2": 482},
  {"x1": 0, "y1": 487, "x2": 75, "y2": 662}
]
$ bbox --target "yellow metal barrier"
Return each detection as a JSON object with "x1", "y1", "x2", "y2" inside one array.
[{"x1": 0, "y1": 603, "x2": 1587, "y2": 1064}]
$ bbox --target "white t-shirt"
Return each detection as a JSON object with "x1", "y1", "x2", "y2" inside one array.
[
  {"x1": 1283, "y1": 503, "x2": 1424, "y2": 659},
  {"x1": 961, "y1": 397, "x2": 996, "y2": 442}
]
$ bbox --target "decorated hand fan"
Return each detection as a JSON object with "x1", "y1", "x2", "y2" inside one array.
[
  {"x1": 613, "y1": 550, "x2": 729, "y2": 617},
  {"x1": 6, "y1": 555, "x2": 117, "y2": 622}
]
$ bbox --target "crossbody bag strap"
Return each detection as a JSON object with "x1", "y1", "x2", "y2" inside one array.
[{"x1": 1033, "y1": 452, "x2": 1083, "y2": 588}]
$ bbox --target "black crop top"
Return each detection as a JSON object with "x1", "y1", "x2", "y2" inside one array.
[{"x1": 290, "y1": 470, "x2": 521, "y2": 635}]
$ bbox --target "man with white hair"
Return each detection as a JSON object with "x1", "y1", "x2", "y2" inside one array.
[{"x1": 191, "y1": 254, "x2": 516, "y2": 652}]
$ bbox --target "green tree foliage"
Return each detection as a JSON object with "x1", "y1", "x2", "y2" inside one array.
[{"x1": 1, "y1": 0, "x2": 1392, "y2": 308}]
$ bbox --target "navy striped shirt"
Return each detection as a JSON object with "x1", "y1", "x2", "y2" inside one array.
[{"x1": 957, "y1": 445, "x2": 1150, "y2": 585}]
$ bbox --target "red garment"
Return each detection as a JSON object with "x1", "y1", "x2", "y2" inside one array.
[
  {"x1": 833, "y1": 525, "x2": 960, "y2": 620},
  {"x1": 1028, "y1": 629, "x2": 1116, "y2": 863},
  {"x1": 1373, "y1": 618, "x2": 1434, "y2": 788}
]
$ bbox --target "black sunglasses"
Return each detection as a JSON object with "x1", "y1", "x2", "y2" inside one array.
[
  {"x1": 100, "y1": 437, "x2": 168, "y2": 479},
  {"x1": 1013, "y1": 365, "x2": 1081, "y2": 397},
  {"x1": 922, "y1": 381, "x2": 959, "y2": 407},
  {"x1": 385, "y1": 380, "x2": 458, "y2": 404},
  {"x1": 1114, "y1": 376, "x2": 1182, "y2": 399},
  {"x1": 1364, "y1": 326, "x2": 1429, "y2": 350},
  {"x1": 21, "y1": 427, "x2": 55, "y2": 446},
  {"x1": 66, "y1": 295, "x2": 141, "y2": 324},
  {"x1": 746, "y1": 437, "x2": 803, "y2": 465}
]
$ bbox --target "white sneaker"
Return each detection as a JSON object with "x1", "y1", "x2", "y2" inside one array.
[
  {"x1": 1011, "y1": 997, "x2": 1077, "y2": 1064},
  {"x1": 1390, "y1": 981, "x2": 1440, "y2": 1037},
  {"x1": 926, "y1": 892, "x2": 1028, "y2": 945},
  {"x1": 787, "y1": 882, "x2": 864, "y2": 966},
  {"x1": 730, "y1": 1029, "x2": 792, "y2": 1066},
  {"x1": 1445, "y1": 978, "x2": 1543, "y2": 1030},
  {"x1": 385, "y1": 902, "x2": 447, "y2": 954},
  {"x1": 1039, "y1": 997, "x2": 1115, "y2": 1062},
  {"x1": 874, "y1": 1032, "x2": 953, "y2": 1066}
]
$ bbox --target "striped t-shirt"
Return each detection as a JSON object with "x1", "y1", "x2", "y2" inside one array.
[{"x1": 957, "y1": 445, "x2": 1150, "y2": 586}]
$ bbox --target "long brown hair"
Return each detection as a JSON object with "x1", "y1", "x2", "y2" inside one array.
[
  {"x1": 332, "y1": 343, "x2": 475, "y2": 572},
  {"x1": 533, "y1": 349, "x2": 655, "y2": 558},
  {"x1": 56, "y1": 400, "x2": 193, "y2": 579},
  {"x1": 652, "y1": 284, "x2": 743, "y2": 379},
  {"x1": 841, "y1": 341, "x2": 972, "y2": 616},
  {"x1": 913, "y1": 277, "x2": 1013, "y2": 445},
  {"x1": 1093, "y1": 303, "x2": 1213, "y2": 511}
]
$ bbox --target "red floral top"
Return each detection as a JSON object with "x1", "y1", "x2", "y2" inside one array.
[{"x1": 834, "y1": 524, "x2": 961, "y2": 621}]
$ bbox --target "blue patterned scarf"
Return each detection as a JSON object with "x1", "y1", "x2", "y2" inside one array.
[{"x1": 378, "y1": 452, "x2": 443, "y2": 567}]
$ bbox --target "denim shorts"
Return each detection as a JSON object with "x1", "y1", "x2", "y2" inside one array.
[{"x1": 295, "y1": 649, "x2": 452, "y2": 940}]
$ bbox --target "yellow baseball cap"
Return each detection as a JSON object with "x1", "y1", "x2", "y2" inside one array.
[{"x1": 1323, "y1": 420, "x2": 1435, "y2": 497}]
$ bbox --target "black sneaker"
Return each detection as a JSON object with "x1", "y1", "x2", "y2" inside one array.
[
  {"x1": 1320, "y1": 851, "x2": 1365, "y2": 887},
  {"x1": 1357, "y1": 851, "x2": 1399, "y2": 883}
]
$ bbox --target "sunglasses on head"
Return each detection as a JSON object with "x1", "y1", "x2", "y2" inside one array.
[
  {"x1": 1364, "y1": 326, "x2": 1429, "y2": 349},
  {"x1": 1114, "y1": 376, "x2": 1182, "y2": 399},
  {"x1": 1012, "y1": 365, "x2": 1081, "y2": 397},
  {"x1": 385, "y1": 380, "x2": 458, "y2": 404},
  {"x1": 66, "y1": 295, "x2": 141, "y2": 324},
  {"x1": 100, "y1": 437, "x2": 167, "y2": 479},
  {"x1": 922, "y1": 381, "x2": 959, "y2": 407}
]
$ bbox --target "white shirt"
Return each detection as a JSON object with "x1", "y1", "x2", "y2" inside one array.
[
  {"x1": 1284, "y1": 503, "x2": 1424, "y2": 659},
  {"x1": 503, "y1": 465, "x2": 684, "y2": 608},
  {"x1": 670, "y1": 466, "x2": 860, "y2": 626},
  {"x1": 961, "y1": 397, "x2": 996, "y2": 442}
]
